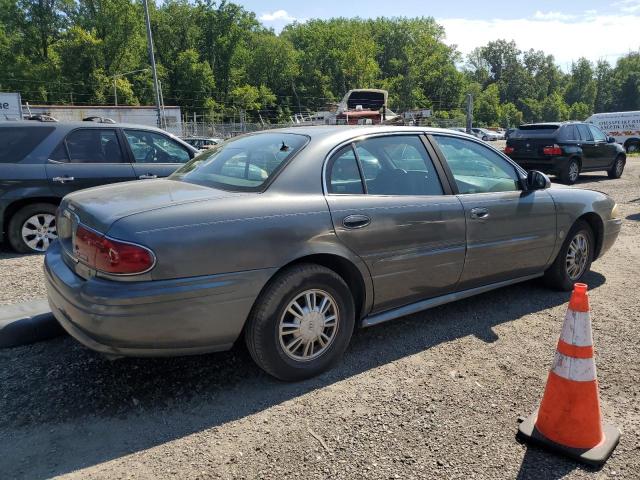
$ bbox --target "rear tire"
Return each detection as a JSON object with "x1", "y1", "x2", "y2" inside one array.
[
  {"x1": 625, "y1": 139, "x2": 639, "y2": 154},
  {"x1": 8, "y1": 203, "x2": 58, "y2": 254},
  {"x1": 608, "y1": 155, "x2": 625, "y2": 179},
  {"x1": 244, "y1": 264, "x2": 355, "y2": 381},
  {"x1": 544, "y1": 220, "x2": 594, "y2": 291},
  {"x1": 559, "y1": 158, "x2": 580, "y2": 185}
]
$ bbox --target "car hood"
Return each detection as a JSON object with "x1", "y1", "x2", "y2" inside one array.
[{"x1": 61, "y1": 179, "x2": 245, "y2": 233}]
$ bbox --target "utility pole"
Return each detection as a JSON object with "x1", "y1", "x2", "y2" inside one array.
[
  {"x1": 465, "y1": 94, "x2": 473, "y2": 134},
  {"x1": 142, "y1": 0, "x2": 162, "y2": 128}
]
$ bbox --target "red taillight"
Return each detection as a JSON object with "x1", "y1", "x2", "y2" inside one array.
[
  {"x1": 74, "y1": 225, "x2": 155, "y2": 275},
  {"x1": 504, "y1": 146, "x2": 515, "y2": 155},
  {"x1": 543, "y1": 144, "x2": 563, "y2": 156}
]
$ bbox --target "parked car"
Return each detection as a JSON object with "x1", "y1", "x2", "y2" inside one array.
[
  {"x1": 0, "y1": 121, "x2": 198, "y2": 253},
  {"x1": 45, "y1": 126, "x2": 621, "y2": 381},
  {"x1": 471, "y1": 128, "x2": 499, "y2": 141},
  {"x1": 585, "y1": 111, "x2": 640, "y2": 153},
  {"x1": 488, "y1": 128, "x2": 506, "y2": 140},
  {"x1": 182, "y1": 136, "x2": 223, "y2": 150},
  {"x1": 504, "y1": 122, "x2": 626, "y2": 184}
]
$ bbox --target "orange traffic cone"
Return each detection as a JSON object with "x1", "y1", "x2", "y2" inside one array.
[{"x1": 517, "y1": 283, "x2": 621, "y2": 466}]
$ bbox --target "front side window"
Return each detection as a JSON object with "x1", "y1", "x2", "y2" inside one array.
[
  {"x1": 588, "y1": 125, "x2": 607, "y2": 142},
  {"x1": 354, "y1": 136, "x2": 443, "y2": 196},
  {"x1": 125, "y1": 130, "x2": 191, "y2": 164},
  {"x1": 171, "y1": 133, "x2": 308, "y2": 192},
  {"x1": 65, "y1": 129, "x2": 124, "y2": 163},
  {"x1": 433, "y1": 135, "x2": 520, "y2": 194}
]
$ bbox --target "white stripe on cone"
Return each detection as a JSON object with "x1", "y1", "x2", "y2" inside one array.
[
  {"x1": 552, "y1": 351, "x2": 597, "y2": 382},
  {"x1": 560, "y1": 309, "x2": 593, "y2": 347}
]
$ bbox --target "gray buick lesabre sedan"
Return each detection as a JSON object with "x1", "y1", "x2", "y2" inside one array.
[{"x1": 45, "y1": 126, "x2": 622, "y2": 380}]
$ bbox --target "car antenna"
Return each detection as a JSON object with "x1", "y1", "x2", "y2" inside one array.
[{"x1": 280, "y1": 141, "x2": 290, "y2": 152}]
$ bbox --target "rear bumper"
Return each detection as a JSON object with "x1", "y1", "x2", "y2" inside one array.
[
  {"x1": 511, "y1": 157, "x2": 564, "y2": 174},
  {"x1": 44, "y1": 241, "x2": 276, "y2": 357}
]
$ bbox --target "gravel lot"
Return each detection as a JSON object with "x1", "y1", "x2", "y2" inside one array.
[{"x1": 1, "y1": 157, "x2": 639, "y2": 480}]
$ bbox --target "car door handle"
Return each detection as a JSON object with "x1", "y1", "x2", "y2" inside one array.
[
  {"x1": 52, "y1": 176, "x2": 74, "y2": 184},
  {"x1": 470, "y1": 207, "x2": 489, "y2": 219},
  {"x1": 138, "y1": 174, "x2": 158, "y2": 180},
  {"x1": 342, "y1": 214, "x2": 371, "y2": 229}
]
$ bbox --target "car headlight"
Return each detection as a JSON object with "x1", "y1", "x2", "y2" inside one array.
[{"x1": 611, "y1": 203, "x2": 620, "y2": 219}]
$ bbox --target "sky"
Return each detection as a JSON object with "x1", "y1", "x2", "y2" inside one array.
[{"x1": 235, "y1": 0, "x2": 640, "y2": 68}]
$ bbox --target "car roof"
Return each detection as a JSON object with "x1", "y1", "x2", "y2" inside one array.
[
  {"x1": 248, "y1": 125, "x2": 478, "y2": 144},
  {"x1": 0, "y1": 120, "x2": 171, "y2": 133},
  {"x1": 519, "y1": 121, "x2": 586, "y2": 128}
]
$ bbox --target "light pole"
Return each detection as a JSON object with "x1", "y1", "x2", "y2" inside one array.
[
  {"x1": 111, "y1": 68, "x2": 149, "y2": 106},
  {"x1": 142, "y1": 0, "x2": 162, "y2": 128}
]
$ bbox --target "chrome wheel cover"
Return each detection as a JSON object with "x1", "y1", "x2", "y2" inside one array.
[
  {"x1": 279, "y1": 289, "x2": 339, "y2": 362},
  {"x1": 566, "y1": 232, "x2": 589, "y2": 280},
  {"x1": 569, "y1": 162, "x2": 579, "y2": 182},
  {"x1": 22, "y1": 214, "x2": 57, "y2": 252},
  {"x1": 615, "y1": 158, "x2": 624, "y2": 176}
]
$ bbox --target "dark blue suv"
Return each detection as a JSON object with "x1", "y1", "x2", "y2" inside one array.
[{"x1": 0, "y1": 120, "x2": 198, "y2": 253}]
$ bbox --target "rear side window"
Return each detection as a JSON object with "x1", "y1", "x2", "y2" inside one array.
[
  {"x1": 0, "y1": 127, "x2": 55, "y2": 163},
  {"x1": 328, "y1": 146, "x2": 365, "y2": 194},
  {"x1": 355, "y1": 136, "x2": 444, "y2": 196},
  {"x1": 63, "y1": 129, "x2": 125, "y2": 163},
  {"x1": 559, "y1": 125, "x2": 578, "y2": 141},
  {"x1": 576, "y1": 124, "x2": 593, "y2": 141}
]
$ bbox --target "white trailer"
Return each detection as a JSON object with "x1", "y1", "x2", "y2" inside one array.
[{"x1": 585, "y1": 111, "x2": 640, "y2": 153}]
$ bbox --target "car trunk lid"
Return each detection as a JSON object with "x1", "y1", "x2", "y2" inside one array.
[{"x1": 56, "y1": 179, "x2": 245, "y2": 275}]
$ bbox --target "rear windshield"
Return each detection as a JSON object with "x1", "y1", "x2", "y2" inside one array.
[
  {"x1": 0, "y1": 126, "x2": 55, "y2": 163},
  {"x1": 511, "y1": 125, "x2": 559, "y2": 138},
  {"x1": 170, "y1": 133, "x2": 308, "y2": 192}
]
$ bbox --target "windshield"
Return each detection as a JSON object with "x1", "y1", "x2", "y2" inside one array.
[{"x1": 170, "y1": 133, "x2": 308, "y2": 191}]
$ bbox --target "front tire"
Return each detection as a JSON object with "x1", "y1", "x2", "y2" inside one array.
[
  {"x1": 245, "y1": 264, "x2": 355, "y2": 381},
  {"x1": 608, "y1": 155, "x2": 625, "y2": 179},
  {"x1": 8, "y1": 203, "x2": 58, "y2": 253},
  {"x1": 560, "y1": 158, "x2": 580, "y2": 185},
  {"x1": 544, "y1": 220, "x2": 594, "y2": 291}
]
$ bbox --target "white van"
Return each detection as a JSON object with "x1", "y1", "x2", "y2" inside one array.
[{"x1": 585, "y1": 111, "x2": 640, "y2": 153}]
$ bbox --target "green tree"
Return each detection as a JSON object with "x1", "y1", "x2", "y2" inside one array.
[
  {"x1": 564, "y1": 58, "x2": 596, "y2": 109},
  {"x1": 475, "y1": 83, "x2": 501, "y2": 125},
  {"x1": 568, "y1": 102, "x2": 591, "y2": 120},
  {"x1": 540, "y1": 92, "x2": 568, "y2": 122}
]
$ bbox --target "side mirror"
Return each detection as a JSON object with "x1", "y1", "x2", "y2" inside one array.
[
  {"x1": 526, "y1": 170, "x2": 551, "y2": 190},
  {"x1": 607, "y1": 136, "x2": 616, "y2": 143}
]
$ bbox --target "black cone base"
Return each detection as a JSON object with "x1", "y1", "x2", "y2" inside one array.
[{"x1": 517, "y1": 412, "x2": 621, "y2": 467}]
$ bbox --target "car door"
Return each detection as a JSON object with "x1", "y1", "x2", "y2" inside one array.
[
  {"x1": 46, "y1": 128, "x2": 135, "y2": 196},
  {"x1": 588, "y1": 124, "x2": 616, "y2": 168},
  {"x1": 324, "y1": 134, "x2": 466, "y2": 313},
  {"x1": 576, "y1": 124, "x2": 599, "y2": 170},
  {"x1": 429, "y1": 134, "x2": 557, "y2": 290},
  {"x1": 123, "y1": 129, "x2": 193, "y2": 179}
]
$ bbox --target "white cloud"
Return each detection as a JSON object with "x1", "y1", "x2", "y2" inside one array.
[
  {"x1": 439, "y1": 13, "x2": 640, "y2": 67},
  {"x1": 532, "y1": 10, "x2": 575, "y2": 21},
  {"x1": 614, "y1": 0, "x2": 640, "y2": 13},
  {"x1": 260, "y1": 9, "x2": 297, "y2": 22}
]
